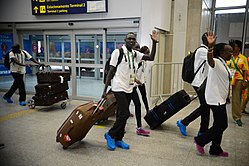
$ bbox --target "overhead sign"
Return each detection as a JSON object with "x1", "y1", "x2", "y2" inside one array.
[{"x1": 31, "y1": 0, "x2": 108, "y2": 15}]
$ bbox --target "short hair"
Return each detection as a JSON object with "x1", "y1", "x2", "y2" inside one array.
[
  {"x1": 140, "y1": 46, "x2": 150, "y2": 54},
  {"x1": 229, "y1": 40, "x2": 242, "y2": 51},
  {"x1": 201, "y1": 32, "x2": 208, "y2": 44},
  {"x1": 213, "y1": 43, "x2": 227, "y2": 58},
  {"x1": 125, "y1": 32, "x2": 136, "y2": 38}
]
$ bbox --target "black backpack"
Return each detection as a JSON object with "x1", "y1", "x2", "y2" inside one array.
[
  {"x1": 103, "y1": 48, "x2": 124, "y2": 85},
  {"x1": 182, "y1": 46, "x2": 206, "y2": 83},
  {"x1": 3, "y1": 51, "x2": 10, "y2": 69}
]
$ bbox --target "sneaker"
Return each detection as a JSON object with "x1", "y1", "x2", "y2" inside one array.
[
  {"x1": 104, "y1": 132, "x2": 116, "y2": 150},
  {"x1": 136, "y1": 128, "x2": 150, "y2": 136},
  {"x1": 176, "y1": 120, "x2": 187, "y2": 136},
  {"x1": 210, "y1": 151, "x2": 229, "y2": 157},
  {"x1": 197, "y1": 131, "x2": 203, "y2": 136},
  {"x1": 3, "y1": 96, "x2": 13, "y2": 103},
  {"x1": 19, "y1": 101, "x2": 26, "y2": 106},
  {"x1": 115, "y1": 140, "x2": 130, "y2": 150},
  {"x1": 194, "y1": 138, "x2": 205, "y2": 155},
  {"x1": 235, "y1": 119, "x2": 242, "y2": 127}
]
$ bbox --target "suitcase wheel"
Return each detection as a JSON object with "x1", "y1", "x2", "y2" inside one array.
[
  {"x1": 61, "y1": 102, "x2": 67, "y2": 109},
  {"x1": 28, "y1": 99, "x2": 36, "y2": 109},
  {"x1": 63, "y1": 146, "x2": 68, "y2": 150}
]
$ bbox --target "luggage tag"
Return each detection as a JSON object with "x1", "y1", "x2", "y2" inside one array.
[{"x1": 129, "y1": 73, "x2": 136, "y2": 85}]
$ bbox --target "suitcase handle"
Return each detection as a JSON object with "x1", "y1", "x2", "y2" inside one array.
[{"x1": 92, "y1": 98, "x2": 106, "y2": 115}]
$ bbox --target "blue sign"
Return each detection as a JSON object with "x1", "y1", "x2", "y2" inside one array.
[{"x1": 32, "y1": 0, "x2": 108, "y2": 15}]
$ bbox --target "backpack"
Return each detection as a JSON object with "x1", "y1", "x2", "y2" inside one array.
[
  {"x1": 3, "y1": 51, "x2": 10, "y2": 69},
  {"x1": 103, "y1": 48, "x2": 124, "y2": 85},
  {"x1": 3, "y1": 50, "x2": 27, "y2": 70},
  {"x1": 182, "y1": 46, "x2": 206, "y2": 83}
]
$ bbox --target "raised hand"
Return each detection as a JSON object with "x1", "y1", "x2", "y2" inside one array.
[
  {"x1": 205, "y1": 31, "x2": 216, "y2": 47},
  {"x1": 150, "y1": 30, "x2": 159, "y2": 43}
]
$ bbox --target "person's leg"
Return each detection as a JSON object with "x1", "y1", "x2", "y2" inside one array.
[
  {"x1": 3, "y1": 73, "x2": 19, "y2": 103},
  {"x1": 176, "y1": 86, "x2": 202, "y2": 136},
  {"x1": 16, "y1": 73, "x2": 26, "y2": 103},
  {"x1": 209, "y1": 105, "x2": 228, "y2": 156},
  {"x1": 232, "y1": 80, "x2": 242, "y2": 126},
  {"x1": 132, "y1": 87, "x2": 142, "y2": 128},
  {"x1": 138, "y1": 84, "x2": 149, "y2": 112},
  {"x1": 241, "y1": 81, "x2": 249, "y2": 113},
  {"x1": 105, "y1": 92, "x2": 131, "y2": 150}
]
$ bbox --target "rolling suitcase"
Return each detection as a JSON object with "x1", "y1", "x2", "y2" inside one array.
[
  {"x1": 144, "y1": 90, "x2": 192, "y2": 129},
  {"x1": 56, "y1": 92, "x2": 117, "y2": 149},
  {"x1": 32, "y1": 91, "x2": 68, "y2": 106},
  {"x1": 95, "y1": 91, "x2": 117, "y2": 124},
  {"x1": 37, "y1": 71, "x2": 70, "y2": 84},
  {"x1": 35, "y1": 82, "x2": 69, "y2": 96}
]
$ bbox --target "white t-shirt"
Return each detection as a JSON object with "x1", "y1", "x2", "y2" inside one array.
[
  {"x1": 110, "y1": 45, "x2": 144, "y2": 93},
  {"x1": 205, "y1": 57, "x2": 231, "y2": 106},
  {"x1": 136, "y1": 61, "x2": 146, "y2": 84},
  {"x1": 9, "y1": 50, "x2": 32, "y2": 74},
  {"x1": 191, "y1": 44, "x2": 209, "y2": 88}
]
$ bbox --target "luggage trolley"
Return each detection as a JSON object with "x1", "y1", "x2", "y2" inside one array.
[{"x1": 28, "y1": 65, "x2": 70, "y2": 109}]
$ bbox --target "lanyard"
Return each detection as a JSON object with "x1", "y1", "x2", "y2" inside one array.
[
  {"x1": 127, "y1": 51, "x2": 135, "y2": 73},
  {"x1": 218, "y1": 57, "x2": 231, "y2": 81}
]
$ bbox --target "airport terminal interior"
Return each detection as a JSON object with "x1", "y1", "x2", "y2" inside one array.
[{"x1": 0, "y1": 0, "x2": 249, "y2": 165}]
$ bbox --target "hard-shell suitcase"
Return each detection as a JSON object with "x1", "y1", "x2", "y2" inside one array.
[
  {"x1": 56, "y1": 92, "x2": 117, "y2": 149},
  {"x1": 35, "y1": 82, "x2": 69, "y2": 96},
  {"x1": 144, "y1": 90, "x2": 192, "y2": 129},
  {"x1": 36, "y1": 71, "x2": 70, "y2": 84},
  {"x1": 32, "y1": 91, "x2": 68, "y2": 106}
]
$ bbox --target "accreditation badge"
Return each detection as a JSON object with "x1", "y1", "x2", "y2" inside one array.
[{"x1": 129, "y1": 73, "x2": 136, "y2": 85}]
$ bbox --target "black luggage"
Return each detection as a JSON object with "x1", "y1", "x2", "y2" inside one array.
[
  {"x1": 35, "y1": 82, "x2": 69, "y2": 96},
  {"x1": 32, "y1": 91, "x2": 69, "y2": 107},
  {"x1": 36, "y1": 71, "x2": 70, "y2": 84},
  {"x1": 144, "y1": 90, "x2": 192, "y2": 129}
]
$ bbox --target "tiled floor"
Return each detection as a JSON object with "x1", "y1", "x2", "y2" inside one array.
[{"x1": 0, "y1": 92, "x2": 249, "y2": 166}]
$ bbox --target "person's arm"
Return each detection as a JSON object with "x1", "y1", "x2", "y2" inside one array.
[
  {"x1": 102, "y1": 66, "x2": 116, "y2": 98},
  {"x1": 206, "y1": 32, "x2": 217, "y2": 68},
  {"x1": 142, "y1": 30, "x2": 159, "y2": 61}
]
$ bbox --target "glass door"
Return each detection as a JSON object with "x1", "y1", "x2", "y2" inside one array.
[{"x1": 73, "y1": 30, "x2": 106, "y2": 100}]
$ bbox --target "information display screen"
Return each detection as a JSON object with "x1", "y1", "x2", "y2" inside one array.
[{"x1": 31, "y1": 0, "x2": 108, "y2": 15}]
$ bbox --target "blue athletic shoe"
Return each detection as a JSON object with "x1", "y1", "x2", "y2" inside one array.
[
  {"x1": 19, "y1": 101, "x2": 26, "y2": 106},
  {"x1": 3, "y1": 96, "x2": 13, "y2": 103},
  {"x1": 115, "y1": 140, "x2": 130, "y2": 150},
  {"x1": 197, "y1": 131, "x2": 203, "y2": 136},
  {"x1": 176, "y1": 120, "x2": 187, "y2": 136},
  {"x1": 104, "y1": 132, "x2": 116, "y2": 150}
]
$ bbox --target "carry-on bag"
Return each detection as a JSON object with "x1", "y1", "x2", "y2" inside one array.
[
  {"x1": 144, "y1": 89, "x2": 192, "y2": 129},
  {"x1": 56, "y1": 92, "x2": 116, "y2": 149},
  {"x1": 95, "y1": 90, "x2": 117, "y2": 124},
  {"x1": 34, "y1": 82, "x2": 69, "y2": 96},
  {"x1": 32, "y1": 91, "x2": 69, "y2": 106}
]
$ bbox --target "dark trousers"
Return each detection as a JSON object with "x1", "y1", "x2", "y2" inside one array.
[
  {"x1": 138, "y1": 83, "x2": 149, "y2": 112},
  {"x1": 4, "y1": 72, "x2": 26, "y2": 102},
  {"x1": 131, "y1": 87, "x2": 142, "y2": 128},
  {"x1": 108, "y1": 91, "x2": 132, "y2": 140},
  {"x1": 195, "y1": 104, "x2": 228, "y2": 155},
  {"x1": 181, "y1": 81, "x2": 210, "y2": 133}
]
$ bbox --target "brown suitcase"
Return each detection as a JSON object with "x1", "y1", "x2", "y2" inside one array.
[
  {"x1": 95, "y1": 91, "x2": 117, "y2": 124},
  {"x1": 56, "y1": 92, "x2": 116, "y2": 149}
]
